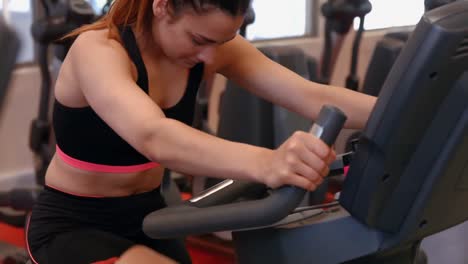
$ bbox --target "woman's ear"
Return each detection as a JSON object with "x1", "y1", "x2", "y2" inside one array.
[{"x1": 153, "y1": 0, "x2": 169, "y2": 19}]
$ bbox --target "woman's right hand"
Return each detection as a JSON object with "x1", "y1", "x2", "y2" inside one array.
[{"x1": 256, "y1": 131, "x2": 336, "y2": 191}]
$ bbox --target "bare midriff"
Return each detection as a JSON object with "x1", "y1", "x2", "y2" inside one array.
[{"x1": 45, "y1": 154, "x2": 164, "y2": 197}]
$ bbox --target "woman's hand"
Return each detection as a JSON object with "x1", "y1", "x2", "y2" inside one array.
[{"x1": 257, "y1": 131, "x2": 336, "y2": 191}]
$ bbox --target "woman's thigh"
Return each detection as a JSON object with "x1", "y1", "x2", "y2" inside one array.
[{"x1": 31, "y1": 229, "x2": 135, "y2": 264}]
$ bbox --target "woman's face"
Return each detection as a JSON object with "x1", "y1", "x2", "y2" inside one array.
[{"x1": 151, "y1": 1, "x2": 244, "y2": 68}]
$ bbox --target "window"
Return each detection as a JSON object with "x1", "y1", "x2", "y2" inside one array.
[
  {"x1": 85, "y1": 0, "x2": 109, "y2": 16},
  {"x1": 245, "y1": 0, "x2": 312, "y2": 41},
  {"x1": 1, "y1": 0, "x2": 34, "y2": 63},
  {"x1": 356, "y1": 0, "x2": 425, "y2": 30}
]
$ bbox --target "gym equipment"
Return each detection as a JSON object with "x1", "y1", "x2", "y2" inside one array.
[
  {"x1": 361, "y1": 0, "x2": 460, "y2": 97},
  {"x1": 0, "y1": 3, "x2": 95, "y2": 253},
  {"x1": 0, "y1": 17, "x2": 19, "y2": 110},
  {"x1": 0, "y1": 17, "x2": 31, "y2": 264},
  {"x1": 142, "y1": 2, "x2": 468, "y2": 263},
  {"x1": 425, "y1": 0, "x2": 460, "y2": 10},
  {"x1": 343, "y1": 31, "x2": 410, "y2": 152},
  {"x1": 0, "y1": 0, "x2": 95, "y2": 228},
  {"x1": 319, "y1": 0, "x2": 372, "y2": 88},
  {"x1": 144, "y1": 104, "x2": 347, "y2": 235},
  {"x1": 347, "y1": 0, "x2": 460, "y2": 153},
  {"x1": 30, "y1": 0, "x2": 95, "y2": 185},
  {"x1": 0, "y1": 17, "x2": 35, "y2": 218},
  {"x1": 360, "y1": 32, "x2": 409, "y2": 97}
]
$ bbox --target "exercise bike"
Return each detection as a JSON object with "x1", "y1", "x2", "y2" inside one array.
[{"x1": 143, "y1": 2, "x2": 468, "y2": 263}]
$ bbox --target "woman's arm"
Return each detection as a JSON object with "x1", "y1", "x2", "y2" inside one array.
[
  {"x1": 215, "y1": 36, "x2": 377, "y2": 129},
  {"x1": 67, "y1": 32, "x2": 333, "y2": 191}
]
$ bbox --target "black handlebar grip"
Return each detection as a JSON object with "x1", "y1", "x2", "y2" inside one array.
[{"x1": 311, "y1": 105, "x2": 348, "y2": 145}]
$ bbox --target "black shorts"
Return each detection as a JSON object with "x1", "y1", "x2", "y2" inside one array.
[{"x1": 26, "y1": 185, "x2": 191, "y2": 264}]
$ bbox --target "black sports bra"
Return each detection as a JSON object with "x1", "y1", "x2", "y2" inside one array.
[{"x1": 53, "y1": 26, "x2": 204, "y2": 173}]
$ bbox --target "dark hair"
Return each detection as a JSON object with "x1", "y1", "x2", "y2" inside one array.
[
  {"x1": 172, "y1": 0, "x2": 252, "y2": 16},
  {"x1": 64, "y1": 0, "x2": 251, "y2": 41}
]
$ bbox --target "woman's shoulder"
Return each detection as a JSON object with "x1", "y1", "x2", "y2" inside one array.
[
  {"x1": 55, "y1": 29, "x2": 135, "y2": 106},
  {"x1": 68, "y1": 29, "x2": 136, "y2": 76},
  {"x1": 73, "y1": 29, "x2": 125, "y2": 55}
]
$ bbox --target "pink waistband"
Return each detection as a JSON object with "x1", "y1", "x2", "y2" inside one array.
[{"x1": 56, "y1": 145, "x2": 160, "y2": 173}]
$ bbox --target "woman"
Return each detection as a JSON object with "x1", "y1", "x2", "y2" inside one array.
[{"x1": 26, "y1": 0, "x2": 376, "y2": 263}]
